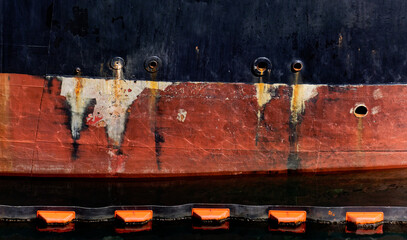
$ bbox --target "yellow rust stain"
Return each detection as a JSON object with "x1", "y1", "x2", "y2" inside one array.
[
  {"x1": 357, "y1": 117, "x2": 364, "y2": 150},
  {"x1": 256, "y1": 82, "x2": 265, "y2": 108},
  {"x1": 255, "y1": 82, "x2": 279, "y2": 146},
  {"x1": 256, "y1": 83, "x2": 267, "y2": 121},
  {"x1": 355, "y1": 117, "x2": 366, "y2": 162},
  {"x1": 290, "y1": 75, "x2": 318, "y2": 124},
  {"x1": 99, "y1": 63, "x2": 104, "y2": 76},
  {"x1": 257, "y1": 67, "x2": 266, "y2": 75},
  {"x1": 148, "y1": 73, "x2": 159, "y2": 111},
  {"x1": 338, "y1": 33, "x2": 343, "y2": 47},
  {"x1": 148, "y1": 81, "x2": 159, "y2": 104},
  {"x1": 149, "y1": 81, "x2": 159, "y2": 91},
  {"x1": 113, "y1": 78, "x2": 122, "y2": 100},
  {"x1": 290, "y1": 88, "x2": 301, "y2": 123},
  {"x1": 148, "y1": 81, "x2": 159, "y2": 123},
  {"x1": 0, "y1": 75, "x2": 11, "y2": 171},
  {"x1": 255, "y1": 82, "x2": 276, "y2": 109},
  {"x1": 74, "y1": 76, "x2": 83, "y2": 104}
]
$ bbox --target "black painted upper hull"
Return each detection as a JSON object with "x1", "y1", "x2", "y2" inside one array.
[{"x1": 2, "y1": 0, "x2": 407, "y2": 84}]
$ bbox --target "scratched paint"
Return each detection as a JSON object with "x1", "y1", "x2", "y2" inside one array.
[
  {"x1": 59, "y1": 77, "x2": 172, "y2": 147},
  {"x1": 373, "y1": 88, "x2": 383, "y2": 100},
  {"x1": 371, "y1": 106, "x2": 380, "y2": 115}
]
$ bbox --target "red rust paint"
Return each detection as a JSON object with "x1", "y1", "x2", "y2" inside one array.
[{"x1": 1, "y1": 73, "x2": 407, "y2": 177}]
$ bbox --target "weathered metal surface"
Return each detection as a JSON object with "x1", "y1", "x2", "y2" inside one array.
[
  {"x1": 0, "y1": 73, "x2": 407, "y2": 177},
  {"x1": 1, "y1": 0, "x2": 407, "y2": 177},
  {"x1": 2, "y1": 0, "x2": 407, "y2": 84}
]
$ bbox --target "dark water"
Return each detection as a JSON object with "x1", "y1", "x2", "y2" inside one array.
[
  {"x1": 1, "y1": 221, "x2": 407, "y2": 239},
  {"x1": 1, "y1": 168, "x2": 407, "y2": 207},
  {"x1": 2, "y1": 169, "x2": 407, "y2": 238}
]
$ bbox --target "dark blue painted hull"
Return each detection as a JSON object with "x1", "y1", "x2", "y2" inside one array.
[{"x1": 2, "y1": 0, "x2": 407, "y2": 84}]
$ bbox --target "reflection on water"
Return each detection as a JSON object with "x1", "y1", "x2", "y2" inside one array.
[
  {"x1": 0, "y1": 221, "x2": 406, "y2": 239},
  {"x1": 1, "y1": 169, "x2": 407, "y2": 238},
  {"x1": 0, "y1": 168, "x2": 407, "y2": 207}
]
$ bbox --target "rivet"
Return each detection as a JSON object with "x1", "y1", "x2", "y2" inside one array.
[{"x1": 110, "y1": 57, "x2": 125, "y2": 70}]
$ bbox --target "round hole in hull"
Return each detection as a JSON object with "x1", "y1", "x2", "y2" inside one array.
[
  {"x1": 291, "y1": 60, "x2": 303, "y2": 73},
  {"x1": 354, "y1": 105, "x2": 368, "y2": 118},
  {"x1": 144, "y1": 56, "x2": 162, "y2": 73},
  {"x1": 252, "y1": 57, "x2": 271, "y2": 76}
]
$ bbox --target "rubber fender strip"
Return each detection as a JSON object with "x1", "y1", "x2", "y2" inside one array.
[
  {"x1": 268, "y1": 210, "x2": 306, "y2": 224},
  {"x1": 115, "y1": 210, "x2": 153, "y2": 223},
  {"x1": 37, "y1": 210, "x2": 75, "y2": 224},
  {"x1": 0, "y1": 204, "x2": 406, "y2": 223},
  {"x1": 192, "y1": 208, "x2": 230, "y2": 221},
  {"x1": 346, "y1": 212, "x2": 384, "y2": 225}
]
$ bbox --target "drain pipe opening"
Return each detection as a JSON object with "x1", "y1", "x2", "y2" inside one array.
[
  {"x1": 144, "y1": 56, "x2": 162, "y2": 73},
  {"x1": 354, "y1": 105, "x2": 368, "y2": 118},
  {"x1": 252, "y1": 57, "x2": 271, "y2": 76},
  {"x1": 291, "y1": 60, "x2": 303, "y2": 73}
]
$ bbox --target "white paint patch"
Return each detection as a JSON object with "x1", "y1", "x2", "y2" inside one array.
[
  {"x1": 58, "y1": 77, "x2": 172, "y2": 146},
  {"x1": 255, "y1": 83, "x2": 286, "y2": 123},
  {"x1": 290, "y1": 84, "x2": 319, "y2": 122},
  {"x1": 371, "y1": 106, "x2": 380, "y2": 115},
  {"x1": 254, "y1": 83, "x2": 284, "y2": 109},
  {"x1": 373, "y1": 89, "x2": 383, "y2": 100},
  {"x1": 177, "y1": 109, "x2": 187, "y2": 122}
]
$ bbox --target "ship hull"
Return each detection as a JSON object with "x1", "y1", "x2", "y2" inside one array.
[{"x1": 0, "y1": 73, "x2": 406, "y2": 177}]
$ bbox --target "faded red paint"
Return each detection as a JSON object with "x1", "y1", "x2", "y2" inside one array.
[{"x1": 0, "y1": 73, "x2": 407, "y2": 177}]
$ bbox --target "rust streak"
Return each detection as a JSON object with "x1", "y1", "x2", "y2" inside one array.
[
  {"x1": 290, "y1": 74, "x2": 300, "y2": 124},
  {"x1": 74, "y1": 76, "x2": 83, "y2": 105},
  {"x1": 357, "y1": 117, "x2": 364, "y2": 151}
]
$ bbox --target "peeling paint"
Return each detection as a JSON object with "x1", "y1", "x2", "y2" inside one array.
[
  {"x1": 59, "y1": 77, "x2": 172, "y2": 147},
  {"x1": 371, "y1": 106, "x2": 380, "y2": 115},
  {"x1": 254, "y1": 83, "x2": 285, "y2": 124},
  {"x1": 290, "y1": 84, "x2": 319, "y2": 123},
  {"x1": 177, "y1": 109, "x2": 187, "y2": 122},
  {"x1": 86, "y1": 113, "x2": 105, "y2": 127},
  {"x1": 255, "y1": 83, "x2": 280, "y2": 109}
]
